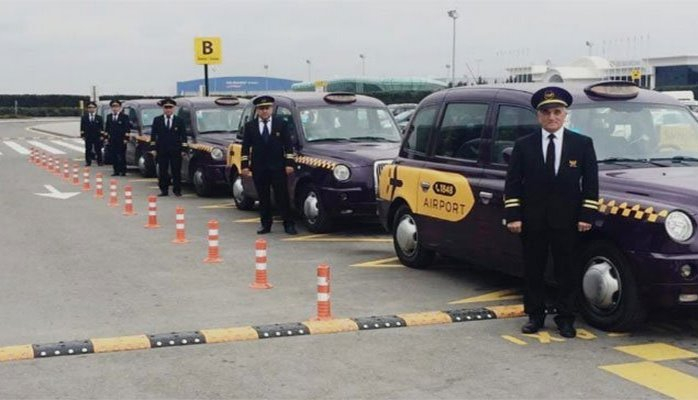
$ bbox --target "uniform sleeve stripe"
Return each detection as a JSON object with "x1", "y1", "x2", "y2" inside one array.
[
  {"x1": 504, "y1": 199, "x2": 520, "y2": 204},
  {"x1": 504, "y1": 204, "x2": 520, "y2": 208},
  {"x1": 584, "y1": 200, "x2": 600, "y2": 205},
  {"x1": 583, "y1": 204, "x2": 599, "y2": 210}
]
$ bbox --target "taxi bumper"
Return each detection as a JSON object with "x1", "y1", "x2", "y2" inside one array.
[
  {"x1": 318, "y1": 186, "x2": 379, "y2": 218},
  {"x1": 629, "y1": 250, "x2": 698, "y2": 308}
]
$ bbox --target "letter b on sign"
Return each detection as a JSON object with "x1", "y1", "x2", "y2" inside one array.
[{"x1": 194, "y1": 37, "x2": 222, "y2": 65}]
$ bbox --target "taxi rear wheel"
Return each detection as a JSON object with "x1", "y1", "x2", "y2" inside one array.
[
  {"x1": 392, "y1": 205, "x2": 434, "y2": 269},
  {"x1": 232, "y1": 175, "x2": 255, "y2": 211},
  {"x1": 578, "y1": 241, "x2": 646, "y2": 331},
  {"x1": 138, "y1": 152, "x2": 156, "y2": 178},
  {"x1": 300, "y1": 185, "x2": 332, "y2": 233},
  {"x1": 192, "y1": 166, "x2": 213, "y2": 197}
]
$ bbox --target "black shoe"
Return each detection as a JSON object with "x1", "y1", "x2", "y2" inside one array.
[
  {"x1": 521, "y1": 316, "x2": 545, "y2": 334},
  {"x1": 257, "y1": 227, "x2": 271, "y2": 234},
  {"x1": 284, "y1": 224, "x2": 297, "y2": 235},
  {"x1": 554, "y1": 316, "x2": 577, "y2": 338},
  {"x1": 158, "y1": 191, "x2": 168, "y2": 197},
  {"x1": 174, "y1": 191, "x2": 182, "y2": 197}
]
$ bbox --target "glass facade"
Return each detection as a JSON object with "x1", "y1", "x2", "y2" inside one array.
[
  {"x1": 291, "y1": 78, "x2": 447, "y2": 93},
  {"x1": 655, "y1": 65, "x2": 698, "y2": 87}
]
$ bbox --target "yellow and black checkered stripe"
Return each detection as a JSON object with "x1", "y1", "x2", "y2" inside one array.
[
  {"x1": 134, "y1": 134, "x2": 151, "y2": 143},
  {"x1": 295, "y1": 155, "x2": 337, "y2": 170},
  {"x1": 188, "y1": 143, "x2": 215, "y2": 153},
  {"x1": 504, "y1": 198, "x2": 521, "y2": 208},
  {"x1": 598, "y1": 198, "x2": 669, "y2": 223},
  {"x1": 0, "y1": 305, "x2": 528, "y2": 363}
]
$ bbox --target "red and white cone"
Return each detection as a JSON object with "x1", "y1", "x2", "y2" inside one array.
[
  {"x1": 313, "y1": 264, "x2": 332, "y2": 320},
  {"x1": 123, "y1": 185, "x2": 136, "y2": 216},
  {"x1": 203, "y1": 220, "x2": 223, "y2": 263},
  {"x1": 72, "y1": 164, "x2": 80, "y2": 185},
  {"x1": 250, "y1": 239, "x2": 273, "y2": 289},
  {"x1": 108, "y1": 179, "x2": 119, "y2": 207},
  {"x1": 172, "y1": 206, "x2": 188, "y2": 244},
  {"x1": 63, "y1": 160, "x2": 70, "y2": 181},
  {"x1": 82, "y1": 168, "x2": 91, "y2": 192},
  {"x1": 144, "y1": 195, "x2": 160, "y2": 228},
  {"x1": 94, "y1": 173, "x2": 104, "y2": 199},
  {"x1": 41, "y1": 152, "x2": 47, "y2": 169}
]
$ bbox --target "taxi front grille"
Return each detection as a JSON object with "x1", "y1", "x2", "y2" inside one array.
[{"x1": 373, "y1": 160, "x2": 392, "y2": 196}]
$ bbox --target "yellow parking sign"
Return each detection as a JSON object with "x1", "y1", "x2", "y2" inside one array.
[
  {"x1": 631, "y1": 69, "x2": 642, "y2": 80},
  {"x1": 194, "y1": 37, "x2": 222, "y2": 65}
]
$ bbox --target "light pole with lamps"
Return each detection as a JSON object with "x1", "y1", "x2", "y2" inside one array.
[
  {"x1": 586, "y1": 41, "x2": 593, "y2": 56},
  {"x1": 264, "y1": 64, "x2": 269, "y2": 91},
  {"x1": 359, "y1": 54, "x2": 366, "y2": 76},
  {"x1": 306, "y1": 59, "x2": 312, "y2": 82},
  {"x1": 445, "y1": 64, "x2": 451, "y2": 85},
  {"x1": 447, "y1": 9, "x2": 458, "y2": 87}
]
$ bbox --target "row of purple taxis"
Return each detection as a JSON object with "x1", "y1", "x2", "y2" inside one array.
[{"x1": 113, "y1": 81, "x2": 697, "y2": 331}]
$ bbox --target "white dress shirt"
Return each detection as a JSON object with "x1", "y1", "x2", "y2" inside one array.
[
  {"x1": 258, "y1": 117, "x2": 272, "y2": 135},
  {"x1": 541, "y1": 127, "x2": 564, "y2": 175}
]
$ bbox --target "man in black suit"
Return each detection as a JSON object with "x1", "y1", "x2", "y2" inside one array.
[
  {"x1": 80, "y1": 101, "x2": 104, "y2": 166},
  {"x1": 149, "y1": 98, "x2": 187, "y2": 197},
  {"x1": 240, "y1": 95, "x2": 297, "y2": 235},
  {"x1": 505, "y1": 86, "x2": 599, "y2": 338},
  {"x1": 104, "y1": 99, "x2": 130, "y2": 176}
]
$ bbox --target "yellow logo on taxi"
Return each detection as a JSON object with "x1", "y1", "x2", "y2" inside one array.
[{"x1": 379, "y1": 164, "x2": 476, "y2": 222}]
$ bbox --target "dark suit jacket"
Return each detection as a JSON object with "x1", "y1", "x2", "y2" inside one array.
[
  {"x1": 104, "y1": 112, "x2": 130, "y2": 144},
  {"x1": 504, "y1": 128, "x2": 599, "y2": 230},
  {"x1": 80, "y1": 114, "x2": 103, "y2": 139},
  {"x1": 241, "y1": 116, "x2": 295, "y2": 171},
  {"x1": 150, "y1": 115, "x2": 187, "y2": 152}
]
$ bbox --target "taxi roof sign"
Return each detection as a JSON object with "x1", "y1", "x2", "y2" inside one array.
[
  {"x1": 194, "y1": 37, "x2": 222, "y2": 65},
  {"x1": 214, "y1": 96, "x2": 240, "y2": 106},
  {"x1": 323, "y1": 92, "x2": 357, "y2": 104},
  {"x1": 584, "y1": 81, "x2": 640, "y2": 99}
]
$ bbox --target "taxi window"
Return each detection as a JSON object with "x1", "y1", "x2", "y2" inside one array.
[
  {"x1": 239, "y1": 103, "x2": 254, "y2": 129},
  {"x1": 434, "y1": 103, "x2": 488, "y2": 161},
  {"x1": 178, "y1": 107, "x2": 192, "y2": 134},
  {"x1": 492, "y1": 105, "x2": 537, "y2": 164},
  {"x1": 276, "y1": 106, "x2": 298, "y2": 145},
  {"x1": 141, "y1": 108, "x2": 161, "y2": 128},
  {"x1": 195, "y1": 108, "x2": 242, "y2": 133},
  {"x1": 404, "y1": 105, "x2": 437, "y2": 154},
  {"x1": 298, "y1": 106, "x2": 400, "y2": 143}
]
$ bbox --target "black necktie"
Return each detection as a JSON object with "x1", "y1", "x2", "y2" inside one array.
[
  {"x1": 166, "y1": 117, "x2": 171, "y2": 130},
  {"x1": 262, "y1": 119, "x2": 269, "y2": 141},
  {"x1": 113, "y1": 114, "x2": 117, "y2": 122},
  {"x1": 90, "y1": 114, "x2": 94, "y2": 123},
  {"x1": 546, "y1": 133, "x2": 556, "y2": 177}
]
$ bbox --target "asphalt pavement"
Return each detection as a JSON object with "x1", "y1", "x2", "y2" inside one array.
[{"x1": 1, "y1": 120, "x2": 697, "y2": 399}]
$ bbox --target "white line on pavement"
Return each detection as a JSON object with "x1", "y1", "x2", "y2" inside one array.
[
  {"x1": 26, "y1": 140, "x2": 66, "y2": 154},
  {"x1": 3, "y1": 141, "x2": 31, "y2": 155},
  {"x1": 51, "y1": 140, "x2": 84, "y2": 152}
]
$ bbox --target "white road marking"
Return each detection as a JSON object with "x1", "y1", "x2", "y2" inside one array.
[
  {"x1": 26, "y1": 140, "x2": 66, "y2": 154},
  {"x1": 50, "y1": 140, "x2": 84, "y2": 152},
  {"x1": 3, "y1": 141, "x2": 31, "y2": 155},
  {"x1": 34, "y1": 184, "x2": 80, "y2": 200}
]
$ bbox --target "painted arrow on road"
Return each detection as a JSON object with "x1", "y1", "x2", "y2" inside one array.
[{"x1": 34, "y1": 185, "x2": 80, "y2": 200}]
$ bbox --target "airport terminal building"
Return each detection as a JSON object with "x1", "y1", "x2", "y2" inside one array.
[
  {"x1": 176, "y1": 76, "x2": 300, "y2": 96},
  {"x1": 291, "y1": 77, "x2": 447, "y2": 93}
]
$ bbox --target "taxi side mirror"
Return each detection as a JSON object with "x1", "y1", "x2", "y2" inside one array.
[{"x1": 502, "y1": 147, "x2": 513, "y2": 164}]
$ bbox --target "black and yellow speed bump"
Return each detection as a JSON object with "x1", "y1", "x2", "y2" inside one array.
[{"x1": 0, "y1": 305, "x2": 526, "y2": 363}]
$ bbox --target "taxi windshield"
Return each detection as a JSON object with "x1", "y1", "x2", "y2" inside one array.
[
  {"x1": 195, "y1": 108, "x2": 243, "y2": 133},
  {"x1": 141, "y1": 108, "x2": 162, "y2": 128},
  {"x1": 299, "y1": 106, "x2": 401, "y2": 143},
  {"x1": 566, "y1": 103, "x2": 698, "y2": 161}
]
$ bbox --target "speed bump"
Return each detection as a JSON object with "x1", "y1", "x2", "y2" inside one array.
[{"x1": 0, "y1": 304, "x2": 526, "y2": 363}]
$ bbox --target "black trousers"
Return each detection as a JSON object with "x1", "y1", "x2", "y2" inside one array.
[
  {"x1": 111, "y1": 142, "x2": 127, "y2": 174},
  {"x1": 520, "y1": 226, "x2": 579, "y2": 322},
  {"x1": 84, "y1": 137, "x2": 102, "y2": 165},
  {"x1": 157, "y1": 149, "x2": 182, "y2": 194},
  {"x1": 253, "y1": 169, "x2": 292, "y2": 228}
]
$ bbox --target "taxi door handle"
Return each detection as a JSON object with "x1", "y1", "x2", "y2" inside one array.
[{"x1": 420, "y1": 181, "x2": 430, "y2": 190}]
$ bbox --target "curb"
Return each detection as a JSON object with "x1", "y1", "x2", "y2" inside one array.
[
  {"x1": 27, "y1": 126, "x2": 80, "y2": 139},
  {"x1": 0, "y1": 305, "x2": 527, "y2": 363}
]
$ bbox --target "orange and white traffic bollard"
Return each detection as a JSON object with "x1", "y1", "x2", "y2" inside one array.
[
  {"x1": 123, "y1": 185, "x2": 136, "y2": 216},
  {"x1": 144, "y1": 195, "x2": 160, "y2": 228},
  {"x1": 108, "y1": 179, "x2": 119, "y2": 207},
  {"x1": 47, "y1": 155, "x2": 54, "y2": 172},
  {"x1": 29, "y1": 148, "x2": 35, "y2": 163},
  {"x1": 63, "y1": 160, "x2": 70, "y2": 181},
  {"x1": 94, "y1": 173, "x2": 104, "y2": 198},
  {"x1": 203, "y1": 220, "x2": 223, "y2": 263},
  {"x1": 72, "y1": 164, "x2": 80, "y2": 185},
  {"x1": 41, "y1": 152, "x2": 47, "y2": 169},
  {"x1": 250, "y1": 239, "x2": 272, "y2": 289},
  {"x1": 54, "y1": 158, "x2": 62, "y2": 177},
  {"x1": 172, "y1": 206, "x2": 188, "y2": 244},
  {"x1": 82, "y1": 168, "x2": 91, "y2": 192},
  {"x1": 313, "y1": 264, "x2": 332, "y2": 320}
]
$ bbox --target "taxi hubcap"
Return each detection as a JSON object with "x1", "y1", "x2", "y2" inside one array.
[
  {"x1": 582, "y1": 256, "x2": 622, "y2": 312},
  {"x1": 395, "y1": 214, "x2": 418, "y2": 256},
  {"x1": 232, "y1": 176, "x2": 244, "y2": 203},
  {"x1": 193, "y1": 169, "x2": 205, "y2": 188},
  {"x1": 304, "y1": 192, "x2": 320, "y2": 223},
  {"x1": 138, "y1": 155, "x2": 146, "y2": 171}
]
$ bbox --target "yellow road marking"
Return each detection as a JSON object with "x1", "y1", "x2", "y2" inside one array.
[
  {"x1": 600, "y1": 361, "x2": 698, "y2": 400},
  {"x1": 607, "y1": 332, "x2": 631, "y2": 337},
  {"x1": 486, "y1": 304, "x2": 525, "y2": 319},
  {"x1": 351, "y1": 256, "x2": 404, "y2": 268},
  {"x1": 91, "y1": 335, "x2": 151, "y2": 353},
  {"x1": 284, "y1": 233, "x2": 391, "y2": 242},
  {"x1": 449, "y1": 289, "x2": 522, "y2": 305},
  {"x1": 198, "y1": 203, "x2": 236, "y2": 209},
  {"x1": 501, "y1": 335, "x2": 528, "y2": 346},
  {"x1": 128, "y1": 178, "x2": 158, "y2": 183},
  {"x1": 522, "y1": 331, "x2": 566, "y2": 344},
  {"x1": 234, "y1": 217, "x2": 282, "y2": 223},
  {"x1": 615, "y1": 343, "x2": 698, "y2": 361}
]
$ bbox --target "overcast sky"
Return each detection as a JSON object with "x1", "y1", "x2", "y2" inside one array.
[{"x1": 1, "y1": 0, "x2": 696, "y2": 95}]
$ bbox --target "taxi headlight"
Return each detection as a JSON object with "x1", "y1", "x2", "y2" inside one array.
[
  {"x1": 664, "y1": 211, "x2": 695, "y2": 243},
  {"x1": 211, "y1": 147, "x2": 224, "y2": 161},
  {"x1": 332, "y1": 164, "x2": 351, "y2": 182}
]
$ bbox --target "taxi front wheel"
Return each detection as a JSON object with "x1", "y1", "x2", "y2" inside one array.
[
  {"x1": 392, "y1": 205, "x2": 434, "y2": 269},
  {"x1": 300, "y1": 185, "x2": 332, "y2": 233},
  {"x1": 578, "y1": 241, "x2": 646, "y2": 331}
]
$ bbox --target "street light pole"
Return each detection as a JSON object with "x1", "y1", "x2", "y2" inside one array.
[
  {"x1": 264, "y1": 64, "x2": 269, "y2": 91},
  {"x1": 586, "y1": 41, "x2": 593, "y2": 56},
  {"x1": 447, "y1": 10, "x2": 458, "y2": 87},
  {"x1": 445, "y1": 64, "x2": 451, "y2": 85},
  {"x1": 359, "y1": 54, "x2": 366, "y2": 76},
  {"x1": 306, "y1": 59, "x2": 312, "y2": 82}
]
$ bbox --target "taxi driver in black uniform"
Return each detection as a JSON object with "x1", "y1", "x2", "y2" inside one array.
[
  {"x1": 80, "y1": 101, "x2": 104, "y2": 166},
  {"x1": 505, "y1": 87, "x2": 599, "y2": 338},
  {"x1": 150, "y1": 98, "x2": 187, "y2": 197},
  {"x1": 104, "y1": 99, "x2": 130, "y2": 176},
  {"x1": 240, "y1": 96, "x2": 297, "y2": 235}
]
